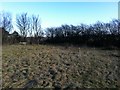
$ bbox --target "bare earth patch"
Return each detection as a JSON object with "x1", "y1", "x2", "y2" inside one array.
[{"x1": 2, "y1": 45, "x2": 120, "y2": 88}]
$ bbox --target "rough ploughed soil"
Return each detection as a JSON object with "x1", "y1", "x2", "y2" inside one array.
[{"x1": 2, "y1": 45, "x2": 120, "y2": 88}]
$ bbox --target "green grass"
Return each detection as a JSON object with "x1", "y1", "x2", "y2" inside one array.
[{"x1": 2, "y1": 45, "x2": 120, "y2": 88}]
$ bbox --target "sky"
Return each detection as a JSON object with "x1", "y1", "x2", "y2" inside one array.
[
  {"x1": 0, "y1": 2, "x2": 118, "y2": 32},
  {"x1": 0, "y1": 0, "x2": 119, "y2": 2}
]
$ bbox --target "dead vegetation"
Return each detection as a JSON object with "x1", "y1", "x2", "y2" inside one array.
[{"x1": 2, "y1": 45, "x2": 120, "y2": 88}]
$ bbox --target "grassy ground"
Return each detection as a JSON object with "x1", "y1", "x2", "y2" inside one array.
[{"x1": 2, "y1": 44, "x2": 120, "y2": 88}]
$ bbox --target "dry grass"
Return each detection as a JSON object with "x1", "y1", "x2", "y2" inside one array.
[{"x1": 2, "y1": 44, "x2": 120, "y2": 88}]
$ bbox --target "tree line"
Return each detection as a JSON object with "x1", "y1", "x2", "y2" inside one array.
[
  {"x1": 0, "y1": 12, "x2": 120, "y2": 47},
  {"x1": 1, "y1": 12, "x2": 43, "y2": 44}
]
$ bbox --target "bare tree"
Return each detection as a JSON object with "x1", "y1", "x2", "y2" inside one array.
[
  {"x1": 31, "y1": 15, "x2": 42, "y2": 37},
  {"x1": 0, "y1": 12, "x2": 13, "y2": 44},
  {"x1": 16, "y1": 13, "x2": 30, "y2": 40},
  {"x1": 0, "y1": 12, "x2": 13, "y2": 32},
  {"x1": 45, "y1": 27, "x2": 55, "y2": 39},
  {"x1": 61, "y1": 24, "x2": 70, "y2": 37},
  {"x1": 111, "y1": 19, "x2": 120, "y2": 35},
  {"x1": 31, "y1": 15, "x2": 43, "y2": 44}
]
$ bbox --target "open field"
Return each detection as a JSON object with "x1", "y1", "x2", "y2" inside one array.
[{"x1": 2, "y1": 45, "x2": 120, "y2": 88}]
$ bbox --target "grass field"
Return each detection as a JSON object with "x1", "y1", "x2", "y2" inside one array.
[{"x1": 2, "y1": 45, "x2": 120, "y2": 88}]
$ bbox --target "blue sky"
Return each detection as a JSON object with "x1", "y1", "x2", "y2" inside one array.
[{"x1": 0, "y1": 2, "x2": 118, "y2": 31}]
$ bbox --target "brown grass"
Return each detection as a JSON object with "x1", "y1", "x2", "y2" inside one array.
[{"x1": 2, "y1": 44, "x2": 120, "y2": 88}]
